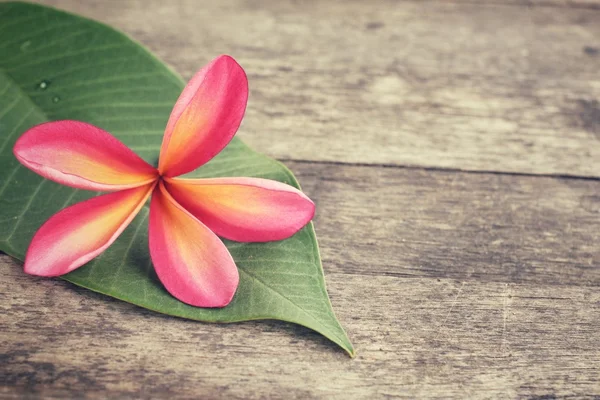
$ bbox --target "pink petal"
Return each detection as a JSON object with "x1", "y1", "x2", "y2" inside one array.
[
  {"x1": 164, "y1": 177, "x2": 315, "y2": 242},
  {"x1": 24, "y1": 184, "x2": 155, "y2": 276},
  {"x1": 149, "y1": 182, "x2": 239, "y2": 307},
  {"x1": 14, "y1": 120, "x2": 158, "y2": 191},
  {"x1": 158, "y1": 55, "x2": 248, "y2": 177}
]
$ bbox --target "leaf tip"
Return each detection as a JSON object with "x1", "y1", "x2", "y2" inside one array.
[{"x1": 347, "y1": 347, "x2": 357, "y2": 358}]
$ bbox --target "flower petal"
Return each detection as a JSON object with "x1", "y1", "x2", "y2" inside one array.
[
  {"x1": 164, "y1": 177, "x2": 315, "y2": 242},
  {"x1": 24, "y1": 184, "x2": 154, "y2": 277},
  {"x1": 158, "y1": 55, "x2": 248, "y2": 177},
  {"x1": 14, "y1": 120, "x2": 158, "y2": 191},
  {"x1": 149, "y1": 182, "x2": 239, "y2": 307}
]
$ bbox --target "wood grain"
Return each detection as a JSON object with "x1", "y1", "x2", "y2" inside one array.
[
  {"x1": 290, "y1": 162, "x2": 600, "y2": 287},
  {"x1": 2, "y1": 162, "x2": 599, "y2": 399},
  {"x1": 2, "y1": 259, "x2": 599, "y2": 398},
  {"x1": 31, "y1": 0, "x2": 600, "y2": 177},
  {"x1": 454, "y1": 0, "x2": 600, "y2": 8}
]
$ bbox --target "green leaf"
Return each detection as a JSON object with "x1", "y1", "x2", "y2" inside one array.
[{"x1": 0, "y1": 2, "x2": 353, "y2": 356}]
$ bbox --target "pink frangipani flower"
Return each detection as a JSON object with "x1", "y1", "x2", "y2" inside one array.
[{"x1": 13, "y1": 55, "x2": 315, "y2": 308}]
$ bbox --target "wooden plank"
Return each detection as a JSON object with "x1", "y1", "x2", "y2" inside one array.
[
  {"x1": 2, "y1": 258, "x2": 599, "y2": 399},
  {"x1": 32, "y1": 0, "x2": 600, "y2": 177},
  {"x1": 287, "y1": 161, "x2": 600, "y2": 287},
  {"x1": 1, "y1": 163, "x2": 599, "y2": 398},
  {"x1": 451, "y1": 0, "x2": 600, "y2": 8}
]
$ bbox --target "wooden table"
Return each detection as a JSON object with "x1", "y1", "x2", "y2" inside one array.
[{"x1": 2, "y1": 0, "x2": 599, "y2": 398}]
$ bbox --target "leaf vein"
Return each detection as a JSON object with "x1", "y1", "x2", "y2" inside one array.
[
  {"x1": 240, "y1": 268, "x2": 346, "y2": 346},
  {"x1": 0, "y1": 108, "x2": 34, "y2": 154},
  {"x1": 5, "y1": 180, "x2": 46, "y2": 242},
  {"x1": 0, "y1": 24, "x2": 89, "y2": 60},
  {"x1": 5, "y1": 43, "x2": 132, "y2": 72}
]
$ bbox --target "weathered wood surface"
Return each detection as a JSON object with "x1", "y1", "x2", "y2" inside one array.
[
  {"x1": 2, "y1": 260, "x2": 600, "y2": 399},
  {"x1": 456, "y1": 0, "x2": 600, "y2": 7},
  {"x1": 32, "y1": 0, "x2": 600, "y2": 177},
  {"x1": 298, "y1": 163, "x2": 600, "y2": 287},
  {"x1": 2, "y1": 0, "x2": 600, "y2": 399},
  {"x1": 2, "y1": 163, "x2": 600, "y2": 398}
]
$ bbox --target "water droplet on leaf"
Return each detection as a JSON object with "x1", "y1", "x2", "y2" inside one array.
[{"x1": 37, "y1": 80, "x2": 50, "y2": 90}]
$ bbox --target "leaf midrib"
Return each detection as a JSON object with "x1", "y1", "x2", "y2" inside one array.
[{"x1": 239, "y1": 267, "x2": 350, "y2": 351}]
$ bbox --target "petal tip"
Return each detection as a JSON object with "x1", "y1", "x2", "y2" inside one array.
[
  {"x1": 153, "y1": 257, "x2": 240, "y2": 308},
  {"x1": 183, "y1": 270, "x2": 239, "y2": 308},
  {"x1": 214, "y1": 54, "x2": 242, "y2": 68},
  {"x1": 215, "y1": 54, "x2": 234, "y2": 62},
  {"x1": 23, "y1": 260, "x2": 43, "y2": 276},
  {"x1": 22, "y1": 250, "x2": 72, "y2": 277},
  {"x1": 307, "y1": 197, "x2": 316, "y2": 219}
]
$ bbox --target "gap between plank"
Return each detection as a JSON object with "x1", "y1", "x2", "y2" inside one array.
[
  {"x1": 278, "y1": 158, "x2": 600, "y2": 182},
  {"x1": 418, "y1": 0, "x2": 600, "y2": 11}
]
